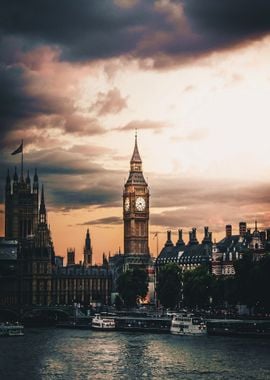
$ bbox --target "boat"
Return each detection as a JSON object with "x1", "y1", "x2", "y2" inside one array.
[
  {"x1": 115, "y1": 315, "x2": 171, "y2": 333},
  {"x1": 91, "y1": 313, "x2": 116, "y2": 330},
  {"x1": 207, "y1": 319, "x2": 270, "y2": 337},
  {"x1": 170, "y1": 313, "x2": 206, "y2": 336},
  {"x1": 0, "y1": 322, "x2": 24, "y2": 337}
]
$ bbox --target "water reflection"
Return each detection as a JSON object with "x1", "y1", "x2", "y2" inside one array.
[{"x1": 0, "y1": 329, "x2": 270, "y2": 379}]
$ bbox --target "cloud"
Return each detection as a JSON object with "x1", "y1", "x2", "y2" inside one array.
[
  {"x1": 1, "y1": 0, "x2": 269, "y2": 66},
  {"x1": 68, "y1": 145, "x2": 113, "y2": 157},
  {"x1": 184, "y1": 0, "x2": 270, "y2": 38},
  {"x1": 116, "y1": 120, "x2": 167, "y2": 132},
  {"x1": 90, "y1": 87, "x2": 128, "y2": 116},
  {"x1": 79, "y1": 216, "x2": 122, "y2": 226},
  {"x1": 0, "y1": 147, "x2": 125, "y2": 210}
]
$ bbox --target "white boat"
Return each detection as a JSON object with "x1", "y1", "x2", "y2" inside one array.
[
  {"x1": 0, "y1": 322, "x2": 24, "y2": 337},
  {"x1": 170, "y1": 313, "x2": 206, "y2": 336},
  {"x1": 91, "y1": 314, "x2": 116, "y2": 331}
]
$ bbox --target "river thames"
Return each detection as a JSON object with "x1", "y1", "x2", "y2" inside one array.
[{"x1": 1, "y1": 328, "x2": 270, "y2": 379}]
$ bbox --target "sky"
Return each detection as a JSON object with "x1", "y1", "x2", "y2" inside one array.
[{"x1": 1, "y1": 0, "x2": 270, "y2": 264}]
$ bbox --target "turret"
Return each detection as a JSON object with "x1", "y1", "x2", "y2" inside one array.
[
  {"x1": 5, "y1": 169, "x2": 11, "y2": 194},
  {"x1": 33, "y1": 168, "x2": 39, "y2": 193},
  {"x1": 26, "y1": 170, "x2": 31, "y2": 191},
  {"x1": 39, "y1": 185, "x2": 47, "y2": 225},
  {"x1": 13, "y1": 167, "x2": 18, "y2": 192}
]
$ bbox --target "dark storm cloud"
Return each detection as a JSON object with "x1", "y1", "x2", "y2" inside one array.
[
  {"x1": 1, "y1": 1, "x2": 270, "y2": 64},
  {"x1": 0, "y1": 63, "x2": 105, "y2": 147},
  {"x1": 184, "y1": 0, "x2": 270, "y2": 38},
  {"x1": 0, "y1": 65, "x2": 63, "y2": 143}
]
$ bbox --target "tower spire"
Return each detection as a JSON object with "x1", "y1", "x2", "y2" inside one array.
[
  {"x1": 83, "y1": 228, "x2": 92, "y2": 267},
  {"x1": 130, "y1": 131, "x2": 142, "y2": 166},
  {"x1": 39, "y1": 185, "x2": 47, "y2": 224}
]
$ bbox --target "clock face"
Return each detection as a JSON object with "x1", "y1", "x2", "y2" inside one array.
[
  {"x1": 124, "y1": 197, "x2": 130, "y2": 211},
  {"x1": 135, "y1": 196, "x2": 146, "y2": 211}
]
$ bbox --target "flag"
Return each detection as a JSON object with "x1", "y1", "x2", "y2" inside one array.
[{"x1": 11, "y1": 141, "x2": 23, "y2": 155}]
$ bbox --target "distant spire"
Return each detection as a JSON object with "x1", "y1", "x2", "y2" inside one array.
[
  {"x1": 26, "y1": 169, "x2": 30, "y2": 184},
  {"x1": 34, "y1": 168, "x2": 38, "y2": 182},
  {"x1": 39, "y1": 185, "x2": 47, "y2": 224},
  {"x1": 13, "y1": 167, "x2": 18, "y2": 182},
  {"x1": 85, "y1": 229, "x2": 91, "y2": 250},
  {"x1": 255, "y1": 220, "x2": 258, "y2": 231},
  {"x1": 5, "y1": 169, "x2": 11, "y2": 192},
  {"x1": 33, "y1": 168, "x2": 39, "y2": 192}
]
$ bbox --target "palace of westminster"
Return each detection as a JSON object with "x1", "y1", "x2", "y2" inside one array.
[{"x1": 1, "y1": 136, "x2": 270, "y2": 307}]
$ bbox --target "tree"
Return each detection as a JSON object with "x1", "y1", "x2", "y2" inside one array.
[
  {"x1": 156, "y1": 264, "x2": 182, "y2": 309},
  {"x1": 183, "y1": 265, "x2": 214, "y2": 309},
  {"x1": 234, "y1": 252, "x2": 256, "y2": 308},
  {"x1": 117, "y1": 269, "x2": 148, "y2": 308}
]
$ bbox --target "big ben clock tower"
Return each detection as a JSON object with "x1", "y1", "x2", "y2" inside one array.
[{"x1": 123, "y1": 133, "x2": 150, "y2": 270}]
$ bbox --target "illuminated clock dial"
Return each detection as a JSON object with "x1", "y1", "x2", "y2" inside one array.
[
  {"x1": 135, "y1": 196, "x2": 146, "y2": 211},
  {"x1": 124, "y1": 197, "x2": 130, "y2": 211}
]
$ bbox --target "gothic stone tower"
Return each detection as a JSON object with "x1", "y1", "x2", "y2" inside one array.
[
  {"x1": 17, "y1": 185, "x2": 54, "y2": 305},
  {"x1": 123, "y1": 135, "x2": 150, "y2": 270},
  {"x1": 5, "y1": 168, "x2": 39, "y2": 240},
  {"x1": 83, "y1": 229, "x2": 93, "y2": 267}
]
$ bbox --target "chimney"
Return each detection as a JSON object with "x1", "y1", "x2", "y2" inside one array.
[
  {"x1": 239, "y1": 222, "x2": 247, "y2": 237},
  {"x1": 188, "y1": 228, "x2": 198, "y2": 245},
  {"x1": 226, "y1": 225, "x2": 232, "y2": 238},
  {"x1": 165, "y1": 230, "x2": 174, "y2": 247},
  {"x1": 176, "y1": 229, "x2": 185, "y2": 247},
  {"x1": 202, "y1": 226, "x2": 212, "y2": 244}
]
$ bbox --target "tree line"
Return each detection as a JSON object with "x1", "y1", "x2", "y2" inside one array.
[{"x1": 116, "y1": 254, "x2": 270, "y2": 313}]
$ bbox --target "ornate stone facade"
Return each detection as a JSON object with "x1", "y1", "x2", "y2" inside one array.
[{"x1": 123, "y1": 135, "x2": 151, "y2": 270}]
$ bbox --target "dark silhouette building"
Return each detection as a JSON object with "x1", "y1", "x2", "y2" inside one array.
[
  {"x1": 1, "y1": 167, "x2": 111, "y2": 308},
  {"x1": 5, "y1": 168, "x2": 39, "y2": 240}
]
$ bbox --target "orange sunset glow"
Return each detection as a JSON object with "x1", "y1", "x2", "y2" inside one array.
[{"x1": 1, "y1": 1, "x2": 270, "y2": 264}]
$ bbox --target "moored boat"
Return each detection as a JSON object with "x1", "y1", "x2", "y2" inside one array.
[
  {"x1": 91, "y1": 313, "x2": 116, "y2": 330},
  {"x1": 115, "y1": 315, "x2": 171, "y2": 333},
  {"x1": 170, "y1": 313, "x2": 206, "y2": 336},
  {"x1": 0, "y1": 322, "x2": 24, "y2": 337},
  {"x1": 207, "y1": 319, "x2": 270, "y2": 337}
]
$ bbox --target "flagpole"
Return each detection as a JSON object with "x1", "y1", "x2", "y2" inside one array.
[{"x1": 21, "y1": 140, "x2": 24, "y2": 180}]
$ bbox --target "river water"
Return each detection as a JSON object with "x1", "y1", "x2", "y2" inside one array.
[{"x1": 1, "y1": 328, "x2": 270, "y2": 380}]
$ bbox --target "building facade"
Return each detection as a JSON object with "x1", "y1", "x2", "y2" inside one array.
[
  {"x1": 212, "y1": 222, "x2": 270, "y2": 277},
  {"x1": 155, "y1": 227, "x2": 212, "y2": 273},
  {"x1": 123, "y1": 135, "x2": 151, "y2": 270}
]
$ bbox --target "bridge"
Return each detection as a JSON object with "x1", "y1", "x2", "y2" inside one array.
[{"x1": 0, "y1": 305, "x2": 88, "y2": 324}]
